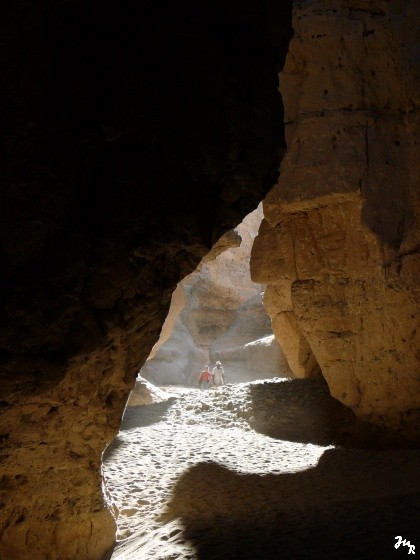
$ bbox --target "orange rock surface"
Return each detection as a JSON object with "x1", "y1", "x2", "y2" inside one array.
[{"x1": 251, "y1": 0, "x2": 420, "y2": 435}]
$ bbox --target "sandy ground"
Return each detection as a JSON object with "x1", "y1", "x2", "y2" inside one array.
[{"x1": 102, "y1": 378, "x2": 420, "y2": 560}]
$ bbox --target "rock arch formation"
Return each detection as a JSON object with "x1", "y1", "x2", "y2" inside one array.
[{"x1": 0, "y1": 1, "x2": 418, "y2": 559}]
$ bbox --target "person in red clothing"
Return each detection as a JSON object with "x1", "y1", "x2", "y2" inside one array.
[{"x1": 198, "y1": 365, "x2": 213, "y2": 389}]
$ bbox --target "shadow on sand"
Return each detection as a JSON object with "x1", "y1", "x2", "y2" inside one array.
[
  {"x1": 247, "y1": 378, "x2": 416, "y2": 449},
  {"x1": 102, "y1": 398, "x2": 177, "y2": 464},
  {"x1": 119, "y1": 398, "x2": 177, "y2": 431},
  {"x1": 103, "y1": 379, "x2": 419, "y2": 559},
  {"x1": 161, "y1": 448, "x2": 420, "y2": 559}
]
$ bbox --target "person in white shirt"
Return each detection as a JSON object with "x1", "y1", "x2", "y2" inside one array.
[{"x1": 212, "y1": 361, "x2": 225, "y2": 386}]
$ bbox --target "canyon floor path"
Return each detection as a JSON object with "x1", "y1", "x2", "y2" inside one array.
[{"x1": 103, "y1": 378, "x2": 420, "y2": 560}]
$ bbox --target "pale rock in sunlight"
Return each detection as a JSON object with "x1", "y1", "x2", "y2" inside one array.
[
  {"x1": 126, "y1": 376, "x2": 173, "y2": 407},
  {"x1": 140, "y1": 206, "x2": 292, "y2": 386}
]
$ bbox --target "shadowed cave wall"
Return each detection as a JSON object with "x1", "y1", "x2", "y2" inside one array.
[
  {"x1": 0, "y1": 1, "x2": 419, "y2": 559},
  {"x1": 0, "y1": 1, "x2": 292, "y2": 558}
]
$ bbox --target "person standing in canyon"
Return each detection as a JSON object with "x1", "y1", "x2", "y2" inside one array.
[
  {"x1": 212, "y1": 361, "x2": 225, "y2": 386},
  {"x1": 198, "y1": 365, "x2": 213, "y2": 389}
]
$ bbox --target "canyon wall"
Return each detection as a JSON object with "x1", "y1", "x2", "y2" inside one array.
[
  {"x1": 251, "y1": 0, "x2": 419, "y2": 436},
  {"x1": 0, "y1": 1, "x2": 419, "y2": 558},
  {"x1": 0, "y1": 2, "x2": 292, "y2": 558},
  {"x1": 137, "y1": 207, "x2": 291, "y2": 388}
]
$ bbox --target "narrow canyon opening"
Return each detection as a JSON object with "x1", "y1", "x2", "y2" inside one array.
[
  {"x1": 133, "y1": 205, "x2": 296, "y2": 389},
  {"x1": 1, "y1": 2, "x2": 419, "y2": 560},
  {"x1": 101, "y1": 204, "x2": 417, "y2": 559},
  {"x1": 100, "y1": 204, "x2": 332, "y2": 556},
  {"x1": 100, "y1": 194, "x2": 333, "y2": 558}
]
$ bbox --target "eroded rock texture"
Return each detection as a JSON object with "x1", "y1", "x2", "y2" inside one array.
[
  {"x1": 138, "y1": 207, "x2": 291, "y2": 387},
  {"x1": 0, "y1": 1, "x2": 292, "y2": 558},
  {"x1": 251, "y1": 0, "x2": 419, "y2": 436}
]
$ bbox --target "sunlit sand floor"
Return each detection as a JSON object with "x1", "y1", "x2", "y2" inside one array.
[{"x1": 102, "y1": 379, "x2": 420, "y2": 560}]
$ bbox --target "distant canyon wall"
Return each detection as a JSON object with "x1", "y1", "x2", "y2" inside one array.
[
  {"x1": 251, "y1": 0, "x2": 420, "y2": 436},
  {"x1": 139, "y1": 207, "x2": 291, "y2": 388}
]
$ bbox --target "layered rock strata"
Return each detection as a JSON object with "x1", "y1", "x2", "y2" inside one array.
[{"x1": 251, "y1": 0, "x2": 420, "y2": 436}]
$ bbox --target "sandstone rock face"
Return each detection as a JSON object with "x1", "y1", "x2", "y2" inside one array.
[
  {"x1": 1, "y1": 1, "x2": 419, "y2": 558},
  {"x1": 209, "y1": 294, "x2": 293, "y2": 382},
  {"x1": 140, "y1": 207, "x2": 292, "y2": 386},
  {"x1": 251, "y1": 0, "x2": 420, "y2": 436},
  {"x1": 212, "y1": 333, "x2": 292, "y2": 383},
  {"x1": 126, "y1": 376, "x2": 173, "y2": 407},
  {"x1": 0, "y1": 2, "x2": 292, "y2": 558}
]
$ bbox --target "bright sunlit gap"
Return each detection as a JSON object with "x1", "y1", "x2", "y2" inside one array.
[
  {"x1": 101, "y1": 206, "x2": 328, "y2": 557},
  {"x1": 137, "y1": 204, "x2": 292, "y2": 389}
]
